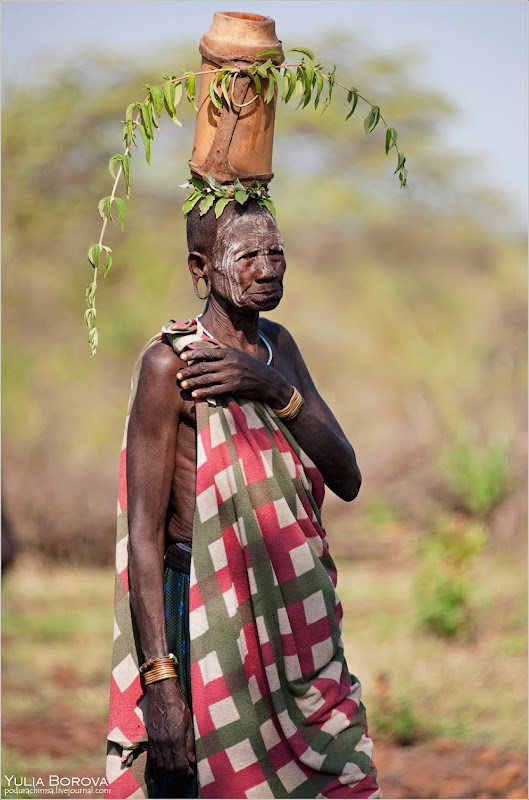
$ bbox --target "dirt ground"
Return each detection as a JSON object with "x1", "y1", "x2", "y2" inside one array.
[
  {"x1": 2, "y1": 707, "x2": 527, "y2": 800},
  {"x1": 375, "y1": 739, "x2": 528, "y2": 799}
]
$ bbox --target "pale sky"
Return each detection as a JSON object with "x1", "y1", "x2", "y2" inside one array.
[{"x1": 2, "y1": 0, "x2": 528, "y2": 229}]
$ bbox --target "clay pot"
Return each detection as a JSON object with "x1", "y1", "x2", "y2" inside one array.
[{"x1": 189, "y1": 12, "x2": 284, "y2": 184}]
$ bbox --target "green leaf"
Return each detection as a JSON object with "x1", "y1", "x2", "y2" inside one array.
[
  {"x1": 85, "y1": 282, "x2": 96, "y2": 305},
  {"x1": 199, "y1": 194, "x2": 215, "y2": 215},
  {"x1": 289, "y1": 46, "x2": 315, "y2": 61},
  {"x1": 164, "y1": 80, "x2": 176, "y2": 115},
  {"x1": 204, "y1": 174, "x2": 222, "y2": 191},
  {"x1": 264, "y1": 73, "x2": 276, "y2": 105},
  {"x1": 270, "y1": 67, "x2": 283, "y2": 95},
  {"x1": 301, "y1": 65, "x2": 314, "y2": 108},
  {"x1": 282, "y1": 69, "x2": 291, "y2": 102},
  {"x1": 364, "y1": 105, "x2": 380, "y2": 135},
  {"x1": 165, "y1": 82, "x2": 182, "y2": 125},
  {"x1": 105, "y1": 196, "x2": 113, "y2": 221},
  {"x1": 103, "y1": 249, "x2": 113, "y2": 276},
  {"x1": 88, "y1": 244, "x2": 100, "y2": 270},
  {"x1": 294, "y1": 79, "x2": 304, "y2": 99},
  {"x1": 149, "y1": 84, "x2": 164, "y2": 117},
  {"x1": 125, "y1": 102, "x2": 138, "y2": 122},
  {"x1": 214, "y1": 196, "x2": 233, "y2": 218},
  {"x1": 141, "y1": 103, "x2": 153, "y2": 138},
  {"x1": 121, "y1": 154, "x2": 130, "y2": 197},
  {"x1": 126, "y1": 119, "x2": 136, "y2": 147},
  {"x1": 385, "y1": 127, "x2": 398, "y2": 155},
  {"x1": 395, "y1": 153, "x2": 406, "y2": 173},
  {"x1": 114, "y1": 197, "x2": 126, "y2": 231},
  {"x1": 174, "y1": 81, "x2": 183, "y2": 107},
  {"x1": 208, "y1": 78, "x2": 222, "y2": 111},
  {"x1": 345, "y1": 89, "x2": 358, "y2": 120},
  {"x1": 137, "y1": 122, "x2": 151, "y2": 163},
  {"x1": 84, "y1": 307, "x2": 96, "y2": 327},
  {"x1": 257, "y1": 58, "x2": 273, "y2": 78},
  {"x1": 283, "y1": 69, "x2": 296, "y2": 103},
  {"x1": 149, "y1": 99, "x2": 159, "y2": 130},
  {"x1": 322, "y1": 66, "x2": 336, "y2": 114},
  {"x1": 255, "y1": 49, "x2": 283, "y2": 58},
  {"x1": 98, "y1": 197, "x2": 107, "y2": 221},
  {"x1": 252, "y1": 72, "x2": 262, "y2": 95},
  {"x1": 363, "y1": 108, "x2": 375, "y2": 134},
  {"x1": 182, "y1": 191, "x2": 202, "y2": 217},
  {"x1": 259, "y1": 197, "x2": 276, "y2": 218},
  {"x1": 386, "y1": 127, "x2": 398, "y2": 154},
  {"x1": 185, "y1": 71, "x2": 197, "y2": 110},
  {"x1": 88, "y1": 328, "x2": 98, "y2": 353},
  {"x1": 235, "y1": 190, "x2": 249, "y2": 205},
  {"x1": 108, "y1": 154, "x2": 122, "y2": 179},
  {"x1": 221, "y1": 72, "x2": 231, "y2": 107},
  {"x1": 213, "y1": 78, "x2": 222, "y2": 99},
  {"x1": 314, "y1": 71, "x2": 324, "y2": 108}
]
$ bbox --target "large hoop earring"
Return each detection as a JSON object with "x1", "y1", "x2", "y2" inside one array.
[{"x1": 194, "y1": 277, "x2": 210, "y2": 301}]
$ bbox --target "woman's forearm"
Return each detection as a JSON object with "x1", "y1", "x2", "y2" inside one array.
[
  {"x1": 128, "y1": 527, "x2": 170, "y2": 660},
  {"x1": 282, "y1": 402, "x2": 361, "y2": 501}
]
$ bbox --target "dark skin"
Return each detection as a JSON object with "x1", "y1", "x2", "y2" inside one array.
[{"x1": 127, "y1": 211, "x2": 361, "y2": 775}]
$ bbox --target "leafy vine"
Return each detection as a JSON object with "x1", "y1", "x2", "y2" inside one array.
[{"x1": 86, "y1": 46, "x2": 408, "y2": 355}]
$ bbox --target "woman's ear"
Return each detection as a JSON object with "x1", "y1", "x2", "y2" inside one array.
[{"x1": 188, "y1": 251, "x2": 211, "y2": 301}]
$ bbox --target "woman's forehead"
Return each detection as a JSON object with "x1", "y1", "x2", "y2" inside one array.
[{"x1": 221, "y1": 211, "x2": 282, "y2": 245}]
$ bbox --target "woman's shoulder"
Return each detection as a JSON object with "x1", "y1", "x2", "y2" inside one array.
[{"x1": 259, "y1": 318, "x2": 298, "y2": 352}]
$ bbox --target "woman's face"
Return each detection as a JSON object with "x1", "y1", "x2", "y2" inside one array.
[{"x1": 210, "y1": 212, "x2": 286, "y2": 311}]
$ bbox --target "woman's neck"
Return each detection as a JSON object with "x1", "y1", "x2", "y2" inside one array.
[{"x1": 199, "y1": 295, "x2": 260, "y2": 356}]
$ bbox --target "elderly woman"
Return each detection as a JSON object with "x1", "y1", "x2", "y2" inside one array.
[{"x1": 107, "y1": 200, "x2": 379, "y2": 800}]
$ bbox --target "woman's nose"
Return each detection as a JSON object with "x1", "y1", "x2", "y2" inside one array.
[{"x1": 254, "y1": 253, "x2": 278, "y2": 280}]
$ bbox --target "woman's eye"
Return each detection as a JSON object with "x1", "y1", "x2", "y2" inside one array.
[
  {"x1": 268, "y1": 249, "x2": 284, "y2": 256},
  {"x1": 238, "y1": 250, "x2": 259, "y2": 260}
]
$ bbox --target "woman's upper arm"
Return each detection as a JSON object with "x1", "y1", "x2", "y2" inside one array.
[{"x1": 126, "y1": 343, "x2": 183, "y2": 539}]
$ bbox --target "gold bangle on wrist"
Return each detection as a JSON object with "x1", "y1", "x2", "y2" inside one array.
[
  {"x1": 144, "y1": 666, "x2": 178, "y2": 685},
  {"x1": 272, "y1": 386, "x2": 304, "y2": 421},
  {"x1": 142, "y1": 655, "x2": 178, "y2": 685}
]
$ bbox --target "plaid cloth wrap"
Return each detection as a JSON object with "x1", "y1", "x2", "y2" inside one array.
[{"x1": 105, "y1": 319, "x2": 380, "y2": 799}]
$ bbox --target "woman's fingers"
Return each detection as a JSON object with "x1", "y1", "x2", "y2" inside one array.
[
  {"x1": 181, "y1": 348, "x2": 225, "y2": 363},
  {"x1": 180, "y1": 372, "x2": 224, "y2": 390},
  {"x1": 191, "y1": 384, "x2": 229, "y2": 399},
  {"x1": 161, "y1": 744, "x2": 175, "y2": 772},
  {"x1": 185, "y1": 717, "x2": 196, "y2": 765}
]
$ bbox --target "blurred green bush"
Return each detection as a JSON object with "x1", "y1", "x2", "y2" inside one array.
[{"x1": 414, "y1": 515, "x2": 485, "y2": 637}]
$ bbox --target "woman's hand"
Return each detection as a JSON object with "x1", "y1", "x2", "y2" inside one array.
[
  {"x1": 177, "y1": 347, "x2": 292, "y2": 408},
  {"x1": 147, "y1": 678, "x2": 195, "y2": 774}
]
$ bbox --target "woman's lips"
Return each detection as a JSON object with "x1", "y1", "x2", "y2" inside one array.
[{"x1": 248, "y1": 284, "x2": 282, "y2": 300}]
